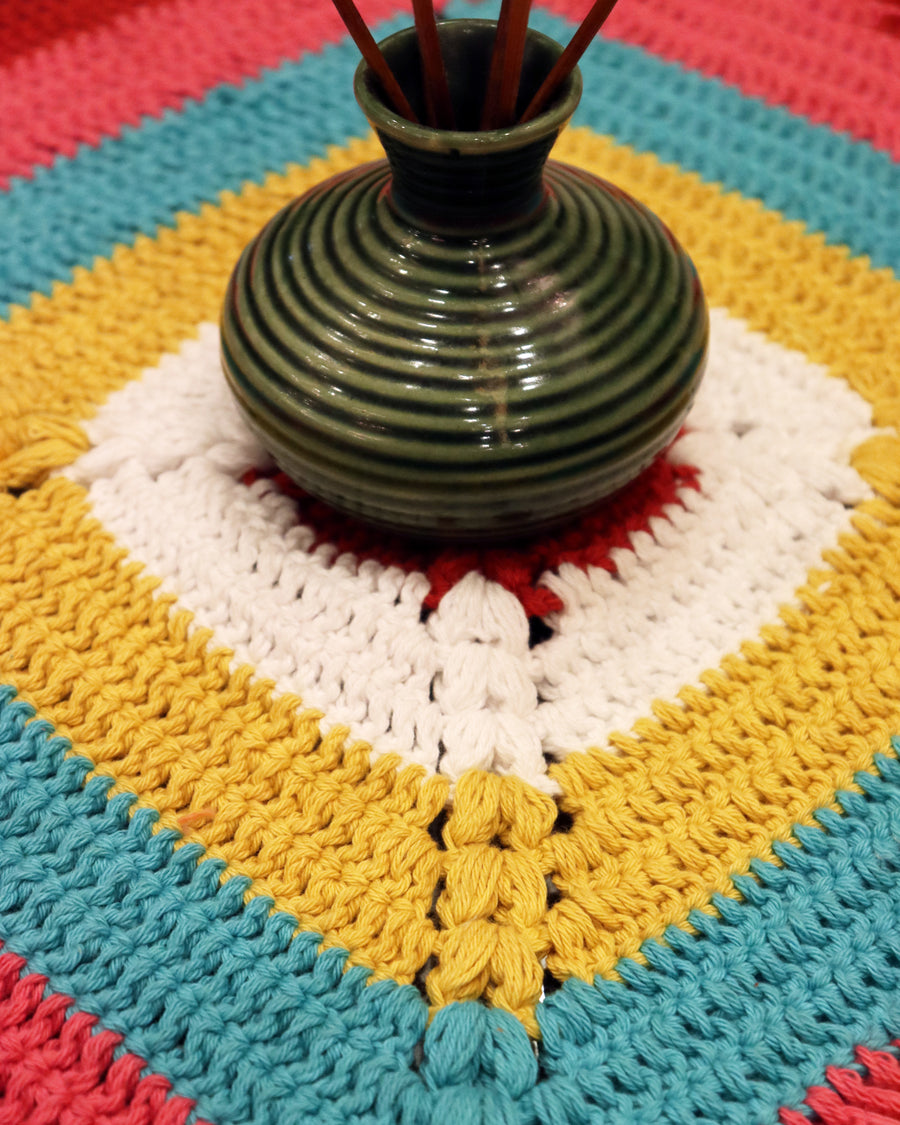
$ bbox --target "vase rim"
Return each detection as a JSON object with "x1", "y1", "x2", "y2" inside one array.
[{"x1": 353, "y1": 18, "x2": 582, "y2": 154}]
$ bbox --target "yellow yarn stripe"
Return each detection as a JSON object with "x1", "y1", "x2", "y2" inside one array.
[
  {"x1": 545, "y1": 500, "x2": 900, "y2": 988},
  {"x1": 2, "y1": 130, "x2": 900, "y2": 1033},
  {"x1": 2, "y1": 129, "x2": 899, "y2": 488},
  {"x1": 4, "y1": 481, "x2": 899, "y2": 1029},
  {"x1": 0, "y1": 139, "x2": 379, "y2": 490},
  {"x1": 0, "y1": 477, "x2": 448, "y2": 984}
]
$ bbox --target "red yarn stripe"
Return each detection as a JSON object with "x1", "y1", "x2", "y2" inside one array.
[
  {"x1": 546, "y1": 0, "x2": 900, "y2": 157},
  {"x1": 0, "y1": 948, "x2": 207, "y2": 1125},
  {"x1": 245, "y1": 454, "x2": 700, "y2": 619},
  {"x1": 4, "y1": 0, "x2": 900, "y2": 189},
  {"x1": 0, "y1": 0, "x2": 163, "y2": 66},
  {"x1": 0, "y1": 0, "x2": 408, "y2": 187},
  {"x1": 780, "y1": 1044, "x2": 900, "y2": 1125}
]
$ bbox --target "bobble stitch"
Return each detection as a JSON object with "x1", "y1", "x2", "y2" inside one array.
[
  {"x1": 428, "y1": 774, "x2": 557, "y2": 1035},
  {"x1": 429, "y1": 574, "x2": 551, "y2": 791}
]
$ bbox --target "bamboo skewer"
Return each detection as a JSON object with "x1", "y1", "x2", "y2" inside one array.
[
  {"x1": 480, "y1": 0, "x2": 512, "y2": 130},
  {"x1": 331, "y1": 0, "x2": 419, "y2": 121},
  {"x1": 518, "y1": 0, "x2": 622, "y2": 123},
  {"x1": 412, "y1": 0, "x2": 456, "y2": 128},
  {"x1": 480, "y1": 0, "x2": 533, "y2": 130}
]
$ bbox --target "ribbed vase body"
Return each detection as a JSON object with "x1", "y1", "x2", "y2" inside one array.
[{"x1": 220, "y1": 22, "x2": 709, "y2": 540}]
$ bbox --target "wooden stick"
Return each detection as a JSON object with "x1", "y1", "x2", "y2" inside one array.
[
  {"x1": 330, "y1": 0, "x2": 419, "y2": 122},
  {"x1": 480, "y1": 0, "x2": 513, "y2": 130},
  {"x1": 518, "y1": 0, "x2": 621, "y2": 124},
  {"x1": 412, "y1": 0, "x2": 456, "y2": 129},
  {"x1": 495, "y1": 0, "x2": 533, "y2": 129},
  {"x1": 480, "y1": 0, "x2": 533, "y2": 130}
]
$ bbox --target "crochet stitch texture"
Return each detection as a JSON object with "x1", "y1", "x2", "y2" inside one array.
[{"x1": 1, "y1": 0, "x2": 900, "y2": 1121}]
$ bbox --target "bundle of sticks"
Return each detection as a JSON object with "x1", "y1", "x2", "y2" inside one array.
[{"x1": 333, "y1": 0, "x2": 621, "y2": 129}]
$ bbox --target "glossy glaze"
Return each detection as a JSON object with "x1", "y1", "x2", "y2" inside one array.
[{"x1": 221, "y1": 21, "x2": 709, "y2": 539}]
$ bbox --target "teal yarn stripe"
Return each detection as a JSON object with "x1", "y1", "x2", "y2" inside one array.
[
  {"x1": 526, "y1": 2, "x2": 900, "y2": 268},
  {"x1": 2, "y1": 1, "x2": 900, "y2": 318},
  {"x1": 4, "y1": 683, "x2": 900, "y2": 1123},
  {"x1": 0, "y1": 686, "x2": 428, "y2": 1125},
  {"x1": 0, "y1": 12, "x2": 408, "y2": 320},
  {"x1": 536, "y1": 742, "x2": 900, "y2": 1124}
]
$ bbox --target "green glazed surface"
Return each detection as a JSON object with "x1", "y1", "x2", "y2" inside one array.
[{"x1": 220, "y1": 21, "x2": 709, "y2": 540}]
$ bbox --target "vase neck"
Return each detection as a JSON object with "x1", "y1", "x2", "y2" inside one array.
[{"x1": 379, "y1": 131, "x2": 557, "y2": 231}]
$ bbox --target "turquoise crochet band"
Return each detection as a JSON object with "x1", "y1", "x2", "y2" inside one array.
[{"x1": 2, "y1": 686, "x2": 900, "y2": 1124}]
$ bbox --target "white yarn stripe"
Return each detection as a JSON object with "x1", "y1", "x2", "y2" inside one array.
[{"x1": 63, "y1": 311, "x2": 876, "y2": 788}]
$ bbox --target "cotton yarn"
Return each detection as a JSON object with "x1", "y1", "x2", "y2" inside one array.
[{"x1": 2, "y1": 0, "x2": 900, "y2": 1121}]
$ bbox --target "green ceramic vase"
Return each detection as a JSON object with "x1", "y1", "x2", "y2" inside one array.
[{"x1": 220, "y1": 20, "x2": 709, "y2": 540}]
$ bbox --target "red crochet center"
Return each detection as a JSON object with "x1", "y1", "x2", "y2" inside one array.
[{"x1": 243, "y1": 454, "x2": 701, "y2": 620}]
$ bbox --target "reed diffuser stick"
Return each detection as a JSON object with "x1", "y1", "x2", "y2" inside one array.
[
  {"x1": 331, "y1": 0, "x2": 419, "y2": 121},
  {"x1": 518, "y1": 0, "x2": 621, "y2": 123},
  {"x1": 412, "y1": 0, "x2": 456, "y2": 128},
  {"x1": 480, "y1": 0, "x2": 533, "y2": 130}
]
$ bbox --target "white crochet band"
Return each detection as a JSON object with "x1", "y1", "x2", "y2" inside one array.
[{"x1": 65, "y1": 309, "x2": 877, "y2": 791}]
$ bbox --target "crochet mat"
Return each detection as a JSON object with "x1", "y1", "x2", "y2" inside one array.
[{"x1": 2, "y1": 0, "x2": 900, "y2": 1121}]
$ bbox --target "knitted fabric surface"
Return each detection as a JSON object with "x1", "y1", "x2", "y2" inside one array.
[{"x1": 2, "y1": 0, "x2": 900, "y2": 1121}]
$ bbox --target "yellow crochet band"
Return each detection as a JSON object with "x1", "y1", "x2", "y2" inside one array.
[
  {"x1": 3, "y1": 479, "x2": 899, "y2": 1034},
  {"x1": 2, "y1": 130, "x2": 899, "y2": 488},
  {"x1": 2, "y1": 130, "x2": 900, "y2": 1035}
]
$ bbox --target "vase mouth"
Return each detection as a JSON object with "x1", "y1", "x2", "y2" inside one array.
[{"x1": 354, "y1": 19, "x2": 582, "y2": 154}]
